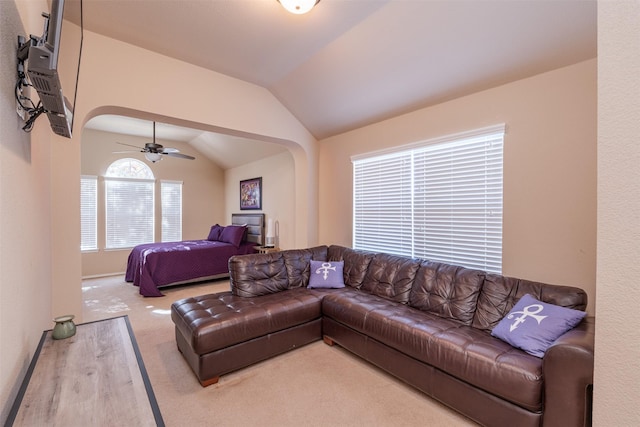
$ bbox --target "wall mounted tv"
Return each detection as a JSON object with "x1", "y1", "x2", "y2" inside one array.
[{"x1": 17, "y1": 0, "x2": 83, "y2": 138}]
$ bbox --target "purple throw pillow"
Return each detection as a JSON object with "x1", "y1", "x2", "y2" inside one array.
[
  {"x1": 491, "y1": 294, "x2": 587, "y2": 358},
  {"x1": 207, "y1": 224, "x2": 224, "y2": 241},
  {"x1": 219, "y1": 225, "x2": 246, "y2": 248},
  {"x1": 308, "y1": 260, "x2": 345, "y2": 289}
]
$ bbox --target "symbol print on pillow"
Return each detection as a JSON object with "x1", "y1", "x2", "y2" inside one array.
[
  {"x1": 315, "y1": 262, "x2": 336, "y2": 280},
  {"x1": 507, "y1": 304, "x2": 547, "y2": 332}
]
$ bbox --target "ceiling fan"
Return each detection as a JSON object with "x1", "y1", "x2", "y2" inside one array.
[{"x1": 115, "y1": 121, "x2": 196, "y2": 163}]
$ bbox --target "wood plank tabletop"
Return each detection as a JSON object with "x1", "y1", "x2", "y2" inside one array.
[{"x1": 7, "y1": 316, "x2": 163, "y2": 426}]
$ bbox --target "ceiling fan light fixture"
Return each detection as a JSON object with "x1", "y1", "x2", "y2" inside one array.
[
  {"x1": 145, "y1": 152, "x2": 163, "y2": 163},
  {"x1": 278, "y1": 0, "x2": 320, "y2": 15}
]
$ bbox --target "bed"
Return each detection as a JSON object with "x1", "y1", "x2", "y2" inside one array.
[{"x1": 125, "y1": 213, "x2": 265, "y2": 297}]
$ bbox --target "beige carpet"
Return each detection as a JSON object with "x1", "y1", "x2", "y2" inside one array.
[{"x1": 82, "y1": 276, "x2": 477, "y2": 427}]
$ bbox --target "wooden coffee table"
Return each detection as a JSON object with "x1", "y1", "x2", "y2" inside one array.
[{"x1": 6, "y1": 315, "x2": 164, "y2": 426}]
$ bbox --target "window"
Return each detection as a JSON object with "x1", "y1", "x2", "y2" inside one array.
[
  {"x1": 353, "y1": 150, "x2": 414, "y2": 257},
  {"x1": 80, "y1": 175, "x2": 97, "y2": 251},
  {"x1": 104, "y1": 159, "x2": 154, "y2": 249},
  {"x1": 105, "y1": 158, "x2": 154, "y2": 179},
  {"x1": 353, "y1": 125, "x2": 504, "y2": 273},
  {"x1": 161, "y1": 180, "x2": 183, "y2": 242},
  {"x1": 82, "y1": 159, "x2": 186, "y2": 251}
]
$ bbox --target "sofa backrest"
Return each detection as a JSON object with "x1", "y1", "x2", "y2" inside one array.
[
  {"x1": 328, "y1": 245, "x2": 587, "y2": 329},
  {"x1": 230, "y1": 246, "x2": 588, "y2": 331},
  {"x1": 360, "y1": 253, "x2": 421, "y2": 304},
  {"x1": 408, "y1": 261, "x2": 485, "y2": 325},
  {"x1": 471, "y1": 273, "x2": 588, "y2": 332},
  {"x1": 327, "y1": 245, "x2": 375, "y2": 288},
  {"x1": 229, "y1": 246, "x2": 328, "y2": 297},
  {"x1": 229, "y1": 252, "x2": 289, "y2": 297},
  {"x1": 283, "y1": 246, "x2": 328, "y2": 289}
]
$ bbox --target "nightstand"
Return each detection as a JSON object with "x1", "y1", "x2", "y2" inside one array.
[{"x1": 255, "y1": 246, "x2": 280, "y2": 254}]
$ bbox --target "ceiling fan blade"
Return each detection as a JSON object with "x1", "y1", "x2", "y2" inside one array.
[
  {"x1": 116, "y1": 141, "x2": 143, "y2": 149},
  {"x1": 114, "y1": 123, "x2": 194, "y2": 160},
  {"x1": 164, "y1": 152, "x2": 195, "y2": 160},
  {"x1": 112, "y1": 150, "x2": 140, "y2": 154}
]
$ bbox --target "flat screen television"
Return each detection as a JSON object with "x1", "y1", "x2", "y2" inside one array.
[{"x1": 24, "y1": 0, "x2": 83, "y2": 138}]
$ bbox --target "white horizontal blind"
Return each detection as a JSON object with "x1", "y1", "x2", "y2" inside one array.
[
  {"x1": 161, "y1": 180, "x2": 182, "y2": 242},
  {"x1": 352, "y1": 126, "x2": 504, "y2": 273},
  {"x1": 413, "y1": 132, "x2": 503, "y2": 272},
  {"x1": 80, "y1": 175, "x2": 97, "y2": 251},
  {"x1": 353, "y1": 151, "x2": 413, "y2": 256},
  {"x1": 105, "y1": 178, "x2": 154, "y2": 249}
]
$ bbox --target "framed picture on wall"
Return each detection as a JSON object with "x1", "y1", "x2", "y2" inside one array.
[{"x1": 240, "y1": 177, "x2": 262, "y2": 210}]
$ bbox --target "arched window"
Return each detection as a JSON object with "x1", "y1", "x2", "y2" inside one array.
[
  {"x1": 104, "y1": 158, "x2": 155, "y2": 249},
  {"x1": 105, "y1": 158, "x2": 154, "y2": 179}
]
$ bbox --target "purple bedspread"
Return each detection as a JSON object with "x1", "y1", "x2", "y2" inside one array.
[{"x1": 125, "y1": 240, "x2": 256, "y2": 297}]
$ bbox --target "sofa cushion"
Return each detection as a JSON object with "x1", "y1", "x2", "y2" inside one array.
[
  {"x1": 308, "y1": 260, "x2": 345, "y2": 289},
  {"x1": 282, "y1": 246, "x2": 328, "y2": 289},
  {"x1": 360, "y1": 253, "x2": 420, "y2": 303},
  {"x1": 322, "y1": 290, "x2": 544, "y2": 412},
  {"x1": 472, "y1": 274, "x2": 588, "y2": 332},
  {"x1": 408, "y1": 261, "x2": 484, "y2": 325},
  {"x1": 229, "y1": 252, "x2": 289, "y2": 297},
  {"x1": 171, "y1": 289, "x2": 323, "y2": 355},
  {"x1": 491, "y1": 294, "x2": 587, "y2": 358},
  {"x1": 327, "y1": 245, "x2": 375, "y2": 289}
]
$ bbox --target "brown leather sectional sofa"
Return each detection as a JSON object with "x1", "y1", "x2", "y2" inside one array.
[{"x1": 171, "y1": 245, "x2": 594, "y2": 427}]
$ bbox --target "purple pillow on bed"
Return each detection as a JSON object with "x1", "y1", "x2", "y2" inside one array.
[
  {"x1": 219, "y1": 225, "x2": 247, "y2": 247},
  {"x1": 207, "y1": 224, "x2": 224, "y2": 241}
]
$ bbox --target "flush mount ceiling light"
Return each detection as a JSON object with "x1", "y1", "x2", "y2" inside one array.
[{"x1": 278, "y1": 0, "x2": 320, "y2": 15}]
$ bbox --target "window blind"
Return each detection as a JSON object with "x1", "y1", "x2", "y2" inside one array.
[
  {"x1": 161, "y1": 180, "x2": 183, "y2": 242},
  {"x1": 80, "y1": 175, "x2": 97, "y2": 251},
  {"x1": 353, "y1": 151, "x2": 414, "y2": 256},
  {"x1": 353, "y1": 125, "x2": 504, "y2": 273},
  {"x1": 105, "y1": 177, "x2": 154, "y2": 249}
]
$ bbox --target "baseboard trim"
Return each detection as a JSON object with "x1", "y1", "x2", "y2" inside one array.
[{"x1": 82, "y1": 272, "x2": 126, "y2": 280}]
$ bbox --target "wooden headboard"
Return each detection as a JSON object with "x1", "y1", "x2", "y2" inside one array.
[{"x1": 231, "y1": 213, "x2": 265, "y2": 246}]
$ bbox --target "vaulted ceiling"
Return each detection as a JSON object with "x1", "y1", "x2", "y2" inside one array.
[{"x1": 82, "y1": 0, "x2": 597, "y2": 168}]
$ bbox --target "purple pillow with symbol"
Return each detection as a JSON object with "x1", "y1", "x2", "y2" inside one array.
[
  {"x1": 308, "y1": 260, "x2": 345, "y2": 289},
  {"x1": 491, "y1": 293, "x2": 587, "y2": 358}
]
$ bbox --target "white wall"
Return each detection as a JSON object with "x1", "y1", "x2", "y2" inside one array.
[
  {"x1": 319, "y1": 59, "x2": 597, "y2": 314},
  {"x1": 225, "y1": 151, "x2": 296, "y2": 249},
  {"x1": 594, "y1": 1, "x2": 640, "y2": 424}
]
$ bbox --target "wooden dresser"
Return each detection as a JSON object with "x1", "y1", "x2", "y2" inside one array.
[{"x1": 6, "y1": 315, "x2": 164, "y2": 426}]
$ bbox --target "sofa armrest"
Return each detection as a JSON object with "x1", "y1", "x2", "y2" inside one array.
[{"x1": 542, "y1": 316, "x2": 595, "y2": 427}]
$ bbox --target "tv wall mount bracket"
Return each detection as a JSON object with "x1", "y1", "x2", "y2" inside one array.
[{"x1": 16, "y1": 12, "x2": 51, "y2": 132}]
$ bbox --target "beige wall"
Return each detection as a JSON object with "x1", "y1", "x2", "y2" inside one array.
[
  {"x1": 4, "y1": 0, "x2": 640, "y2": 424},
  {"x1": 594, "y1": 1, "x2": 640, "y2": 424},
  {"x1": 50, "y1": 29, "x2": 319, "y2": 324},
  {"x1": 319, "y1": 59, "x2": 597, "y2": 315},
  {"x1": 225, "y1": 151, "x2": 296, "y2": 250},
  {"x1": 1, "y1": 0, "x2": 53, "y2": 420},
  {"x1": 75, "y1": 31, "x2": 319, "y2": 248},
  {"x1": 80, "y1": 127, "x2": 225, "y2": 277}
]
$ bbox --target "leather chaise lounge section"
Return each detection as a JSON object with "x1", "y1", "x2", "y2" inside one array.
[{"x1": 171, "y1": 245, "x2": 594, "y2": 427}]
